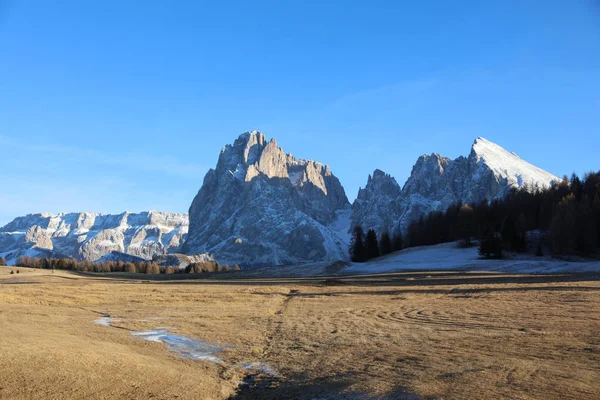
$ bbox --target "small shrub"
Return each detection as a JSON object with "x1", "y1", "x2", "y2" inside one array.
[
  {"x1": 16, "y1": 270, "x2": 19, "y2": 274},
  {"x1": 10, "y1": 270, "x2": 14, "y2": 275},
  {"x1": 535, "y1": 244, "x2": 544, "y2": 257},
  {"x1": 478, "y1": 234, "x2": 503, "y2": 259}
]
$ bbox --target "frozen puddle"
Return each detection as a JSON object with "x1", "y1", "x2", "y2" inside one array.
[
  {"x1": 94, "y1": 316, "x2": 121, "y2": 326},
  {"x1": 94, "y1": 316, "x2": 278, "y2": 375},
  {"x1": 131, "y1": 329, "x2": 229, "y2": 363},
  {"x1": 239, "y1": 362, "x2": 279, "y2": 377}
]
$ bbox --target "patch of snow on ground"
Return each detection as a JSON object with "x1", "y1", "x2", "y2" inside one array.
[
  {"x1": 344, "y1": 242, "x2": 600, "y2": 275},
  {"x1": 94, "y1": 316, "x2": 122, "y2": 326},
  {"x1": 130, "y1": 329, "x2": 230, "y2": 363},
  {"x1": 238, "y1": 362, "x2": 279, "y2": 377}
]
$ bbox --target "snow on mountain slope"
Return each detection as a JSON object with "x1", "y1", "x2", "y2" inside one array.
[
  {"x1": 352, "y1": 137, "x2": 561, "y2": 235},
  {"x1": 471, "y1": 137, "x2": 560, "y2": 190},
  {"x1": 0, "y1": 211, "x2": 188, "y2": 265}
]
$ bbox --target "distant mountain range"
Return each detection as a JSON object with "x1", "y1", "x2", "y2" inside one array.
[
  {"x1": 0, "y1": 211, "x2": 187, "y2": 265},
  {"x1": 351, "y1": 137, "x2": 560, "y2": 235},
  {"x1": 0, "y1": 133, "x2": 559, "y2": 266}
]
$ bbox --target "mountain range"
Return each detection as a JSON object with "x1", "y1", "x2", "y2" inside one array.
[
  {"x1": 0, "y1": 211, "x2": 188, "y2": 265},
  {"x1": 0, "y1": 133, "x2": 559, "y2": 266},
  {"x1": 351, "y1": 137, "x2": 560, "y2": 235}
]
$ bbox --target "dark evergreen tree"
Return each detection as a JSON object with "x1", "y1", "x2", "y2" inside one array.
[
  {"x1": 392, "y1": 231, "x2": 404, "y2": 252},
  {"x1": 457, "y1": 204, "x2": 476, "y2": 246},
  {"x1": 571, "y1": 173, "x2": 583, "y2": 201},
  {"x1": 349, "y1": 225, "x2": 367, "y2": 262},
  {"x1": 576, "y1": 197, "x2": 597, "y2": 255},
  {"x1": 365, "y1": 229, "x2": 380, "y2": 260},
  {"x1": 501, "y1": 215, "x2": 518, "y2": 251},
  {"x1": 478, "y1": 232, "x2": 503, "y2": 259},
  {"x1": 594, "y1": 193, "x2": 600, "y2": 247},
  {"x1": 550, "y1": 194, "x2": 578, "y2": 254},
  {"x1": 535, "y1": 243, "x2": 544, "y2": 257},
  {"x1": 379, "y1": 232, "x2": 392, "y2": 256}
]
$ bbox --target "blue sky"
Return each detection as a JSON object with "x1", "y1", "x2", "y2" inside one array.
[{"x1": 1, "y1": 1, "x2": 599, "y2": 226}]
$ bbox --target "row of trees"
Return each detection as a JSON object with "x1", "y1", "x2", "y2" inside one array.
[
  {"x1": 349, "y1": 225, "x2": 404, "y2": 262},
  {"x1": 349, "y1": 171, "x2": 600, "y2": 261},
  {"x1": 15, "y1": 256, "x2": 241, "y2": 274},
  {"x1": 404, "y1": 172, "x2": 600, "y2": 257}
]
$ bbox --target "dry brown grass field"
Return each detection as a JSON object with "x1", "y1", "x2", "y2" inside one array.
[{"x1": 1, "y1": 266, "x2": 599, "y2": 399}]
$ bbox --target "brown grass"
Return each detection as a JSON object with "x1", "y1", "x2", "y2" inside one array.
[{"x1": 1, "y1": 266, "x2": 599, "y2": 399}]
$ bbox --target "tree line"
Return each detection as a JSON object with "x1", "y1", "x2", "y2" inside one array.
[
  {"x1": 15, "y1": 256, "x2": 241, "y2": 274},
  {"x1": 349, "y1": 225, "x2": 403, "y2": 262},
  {"x1": 350, "y1": 171, "x2": 600, "y2": 261}
]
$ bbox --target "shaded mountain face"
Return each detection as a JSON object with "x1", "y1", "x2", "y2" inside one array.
[
  {"x1": 0, "y1": 211, "x2": 188, "y2": 265},
  {"x1": 352, "y1": 137, "x2": 560, "y2": 235},
  {"x1": 350, "y1": 169, "x2": 401, "y2": 234},
  {"x1": 183, "y1": 131, "x2": 351, "y2": 267}
]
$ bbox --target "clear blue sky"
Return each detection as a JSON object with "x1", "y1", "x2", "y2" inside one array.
[{"x1": 1, "y1": 1, "x2": 599, "y2": 226}]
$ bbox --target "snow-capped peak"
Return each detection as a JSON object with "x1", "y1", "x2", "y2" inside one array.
[{"x1": 470, "y1": 137, "x2": 560, "y2": 189}]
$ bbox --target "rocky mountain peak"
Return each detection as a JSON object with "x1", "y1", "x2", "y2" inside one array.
[
  {"x1": 468, "y1": 137, "x2": 559, "y2": 190},
  {"x1": 351, "y1": 169, "x2": 401, "y2": 234},
  {"x1": 352, "y1": 137, "x2": 560, "y2": 236},
  {"x1": 184, "y1": 132, "x2": 350, "y2": 267}
]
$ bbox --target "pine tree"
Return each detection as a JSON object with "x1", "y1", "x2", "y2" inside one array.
[
  {"x1": 501, "y1": 215, "x2": 518, "y2": 251},
  {"x1": 379, "y1": 232, "x2": 392, "y2": 256},
  {"x1": 457, "y1": 204, "x2": 476, "y2": 246},
  {"x1": 0, "y1": 256, "x2": 6, "y2": 266},
  {"x1": 365, "y1": 229, "x2": 380, "y2": 260},
  {"x1": 392, "y1": 231, "x2": 404, "y2": 251},
  {"x1": 350, "y1": 225, "x2": 366, "y2": 262},
  {"x1": 593, "y1": 193, "x2": 600, "y2": 248},
  {"x1": 550, "y1": 194, "x2": 577, "y2": 254},
  {"x1": 576, "y1": 197, "x2": 597, "y2": 255},
  {"x1": 478, "y1": 232, "x2": 503, "y2": 259}
]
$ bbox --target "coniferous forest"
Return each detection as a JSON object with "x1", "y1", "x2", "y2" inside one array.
[
  {"x1": 14, "y1": 256, "x2": 241, "y2": 274},
  {"x1": 350, "y1": 171, "x2": 600, "y2": 262}
]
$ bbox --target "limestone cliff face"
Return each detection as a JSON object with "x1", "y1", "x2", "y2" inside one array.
[
  {"x1": 183, "y1": 131, "x2": 350, "y2": 267},
  {"x1": 350, "y1": 169, "x2": 401, "y2": 234},
  {"x1": 0, "y1": 211, "x2": 188, "y2": 265},
  {"x1": 352, "y1": 138, "x2": 560, "y2": 235}
]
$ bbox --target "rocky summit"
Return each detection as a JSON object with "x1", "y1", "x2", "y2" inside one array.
[
  {"x1": 351, "y1": 137, "x2": 560, "y2": 235},
  {"x1": 0, "y1": 211, "x2": 188, "y2": 265},
  {"x1": 351, "y1": 169, "x2": 402, "y2": 234},
  {"x1": 182, "y1": 131, "x2": 351, "y2": 267}
]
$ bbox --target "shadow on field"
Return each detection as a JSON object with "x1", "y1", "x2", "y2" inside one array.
[
  {"x1": 229, "y1": 370, "x2": 420, "y2": 400},
  {"x1": 152, "y1": 271, "x2": 600, "y2": 290},
  {"x1": 12, "y1": 269, "x2": 600, "y2": 293}
]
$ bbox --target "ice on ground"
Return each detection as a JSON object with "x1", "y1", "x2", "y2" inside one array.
[
  {"x1": 130, "y1": 329, "x2": 230, "y2": 363},
  {"x1": 94, "y1": 316, "x2": 121, "y2": 326},
  {"x1": 238, "y1": 361, "x2": 279, "y2": 377},
  {"x1": 93, "y1": 317, "x2": 279, "y2": 371}
]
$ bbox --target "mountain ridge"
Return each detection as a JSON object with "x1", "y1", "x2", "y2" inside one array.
[
  {"x1": 0, "y1": 211, "x2": 188, "y2": 265},
  {"x1": 351, "y1": 137, "x2": 560, "y2": 235},
  {"x1": 1, "y1": 134, "x2": 561, "y2": 267}
]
